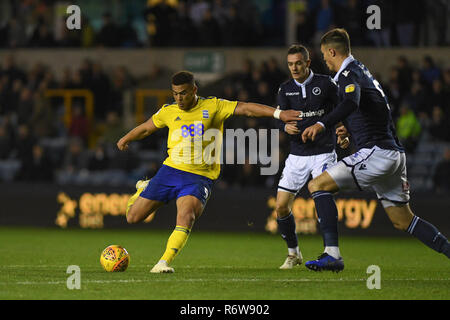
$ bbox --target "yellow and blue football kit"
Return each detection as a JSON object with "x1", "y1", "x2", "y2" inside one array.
[{"x1": 141, "y1": 96, "x2": 237, "y2": 205}]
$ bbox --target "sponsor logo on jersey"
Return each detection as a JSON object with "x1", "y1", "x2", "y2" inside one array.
[
  {"x1": 285, "y1": 92, "x2": 300, "y2": 96},
  {"x1": 202, "y1": 110, "x2": 209, "y2": 119},
  {"x1": 342, "y1": 70, "x2": 350, "y2": 77},
  {"x1": 298, "y1": 109, "x2": 325, "y2": 118}
]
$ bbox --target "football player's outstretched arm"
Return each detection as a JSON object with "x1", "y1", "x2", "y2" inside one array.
[
  {"x1": 234, "y1": 101, "x2": 300, "y2": 122},
  {"x1": 117, "y1": 118, "x2": 160, "y2": 151}
]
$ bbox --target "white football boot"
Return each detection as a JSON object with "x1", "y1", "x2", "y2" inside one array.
[
  {"x1": 150, "y1": 260, "x2": 175, "y2": 273},
  {"x1": 279, "y1": 253, "x2": 303, "y2": 269}
]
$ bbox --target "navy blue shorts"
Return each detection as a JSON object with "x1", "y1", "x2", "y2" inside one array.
[{"x1": 140, "y1": 165, "x2": 213, "y2": 206}]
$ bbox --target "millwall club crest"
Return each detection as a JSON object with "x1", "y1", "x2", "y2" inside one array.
[{"x1": 312, "y1": 87, "x2": 321, "y2": 95}]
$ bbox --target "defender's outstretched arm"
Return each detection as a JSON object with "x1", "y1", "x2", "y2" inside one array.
[{"x1": 234, "y1": 102, "x2": 301, "y2": 122}]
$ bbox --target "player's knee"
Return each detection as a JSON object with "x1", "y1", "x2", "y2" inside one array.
[
  {"x1": 308, "y1": 178, "x2": 321, "y2": 193},
  {"x1": 386, "y1": 205, "x2": 414, "y2": 231},
  {"x1": 126, "y1": 210, "x2": 140, "y2": 224},
  {"x1": 391, "y1": 216, "x2": 411, "y2": 231},
  {"x1": 126, "y1": 214, "x2": 136, "y2": 224},
  {"x1": 275, "y1": 203, "x2": 290, "y2": 218},
  {"x1": 392, "y1": 221, "x2": 409, "y2": 231},
  {"x1": 178, "y1": 210, "x2": 196, "y2": 226}
]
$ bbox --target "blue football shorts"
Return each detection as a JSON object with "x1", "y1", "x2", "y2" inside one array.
[{"x1": 140, "y1": 165, "x2": 213, "y2": 206}]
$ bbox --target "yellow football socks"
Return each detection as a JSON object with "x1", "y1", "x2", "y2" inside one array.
[{"x1": 160, "y1": 226, "x2": 191, "y2": 264}]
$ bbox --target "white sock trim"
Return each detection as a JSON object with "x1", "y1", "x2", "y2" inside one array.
[
  {"x1": 288, "y1": 247, "x2": 300, "y2": 256},
  {"x1": 324, "y1": 246, "x2": 341, "y2": 259}
]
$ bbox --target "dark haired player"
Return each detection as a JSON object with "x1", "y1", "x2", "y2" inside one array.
[
  {"x1": 301, "y1": 28, "x2": 450, "y2": 272},
  {"x1": 117, "y1": 71, "x2": 301, "y2": 273},
  {"x1": 274, "y1": 44, "x2": 340, "y2": 269}
]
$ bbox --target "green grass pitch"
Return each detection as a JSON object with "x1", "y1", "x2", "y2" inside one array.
[{"x1": 0, "y1": 227, "x2": 449, "y2": 300}]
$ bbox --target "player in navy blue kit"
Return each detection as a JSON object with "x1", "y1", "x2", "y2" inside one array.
[
  {"x1": 301, "y1": 28, "x2": 450, "y2": 272},
  {"x1": 274, "y1": 45, "x2": 341, "y2": 269}
]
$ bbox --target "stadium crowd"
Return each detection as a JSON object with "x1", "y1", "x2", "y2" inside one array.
[
  {"x1": 0, "y1": 0, "x2": 449, "y2": 190},
  {"x1": 0, "y1": 51, "x2": 449, "y2": 190},
  {"x1": 0, "y1": 0, "x2": 448, "y2": 49}
]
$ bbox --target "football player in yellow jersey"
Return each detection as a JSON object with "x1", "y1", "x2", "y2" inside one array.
[{"x1": 117, "y1": 71, "x2": 300, "y2": 273}]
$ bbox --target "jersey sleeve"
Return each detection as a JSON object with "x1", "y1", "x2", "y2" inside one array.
[
  {"x1": 328, "y1": 77, "x2": 339, "y2": 108},
  {"x1": 276, "y1": 85, "x2": 289, "y2": 110},
  {"x1": 151, "y1": 105, "x2": 168, "y2": 128},
  {"x1": 338, "y1": 71, "x2": 361, "y2": 106},
  {"x1": 216, "y1": 98, "x2": 238, "y2": 121},
  {"x1": 320, "y1": 72, "x2": 360, "y2": 128},
  {"x1": 275, "y1": 85, "x2": 288, "y2": 131}
]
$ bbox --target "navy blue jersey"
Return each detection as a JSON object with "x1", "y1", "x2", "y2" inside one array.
[
  {"x1": 276, "y1": 71, "x2": 338, "y2": 156},
  {"x1": 321, "y1": 56, "x2": 404, "y2": 152}
]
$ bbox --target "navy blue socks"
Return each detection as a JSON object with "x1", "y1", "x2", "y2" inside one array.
[
  {"x1": 407, "y1": 216, "x2": 450, "y2": 258},
  {"x1": 311, "y1": 191, "x2": 339, "y2": 247},
  {"x1": 276, "y1": 212, "x2": 298, "y2": 250}
]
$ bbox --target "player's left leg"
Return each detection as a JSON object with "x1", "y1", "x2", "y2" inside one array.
[
  {"x1": 384, "y1": 204, "x2": 450, "y2": 259},
  {"x1": 151, "y1": 195, "x2": 205, "y2": 273},
  {"x1": 374, "y1": 151, "x2": 450, "y2": 259}
]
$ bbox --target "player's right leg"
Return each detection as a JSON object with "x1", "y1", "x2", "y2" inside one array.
[
  {"x1": 306, "y1": 148, "x2": 376, "y2": 272},
  {"x1": 306, "y1": 171, "x2": 344, "y2": 272}
]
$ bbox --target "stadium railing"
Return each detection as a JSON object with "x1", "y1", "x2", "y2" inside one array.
[{"x1": 44, "y1": 89, "x2": 95, "y2": 146}]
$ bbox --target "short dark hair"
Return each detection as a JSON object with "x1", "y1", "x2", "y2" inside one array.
[
  {"x1": 320, "y1": 28, "x2": 351, "y2": 55},
  {"x1": 287, "y1": 44, "x2": 310, "y2": 61},
  {"x1": 172, "y1": 71, "x2": 195, "y2": 86}
]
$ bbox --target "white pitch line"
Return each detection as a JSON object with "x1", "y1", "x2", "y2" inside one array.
[
  {"x1": 2, "y1": 265, "x2": 277, "y2": 268},
  {"x1": 5, "y1": 278, "x2": 450, "y2": 286}
]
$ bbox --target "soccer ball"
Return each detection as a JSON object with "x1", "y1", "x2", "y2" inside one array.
[{"x1": 100, "y1": 245, "x2": 130, "y2": 272}]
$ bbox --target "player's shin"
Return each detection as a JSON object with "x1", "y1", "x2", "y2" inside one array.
[
  {"x1": 160, "y1": 225, "x2": 191, "y2": 264},
  {"x1": 277, "y1": 212, "x2": 299, "y2": 256},
  {"x1": 407, "y1": 216, "x2": 450, "y2": 258},
  {"x1": 311, "y1": 191, "x2": 341, "y2": 259}
]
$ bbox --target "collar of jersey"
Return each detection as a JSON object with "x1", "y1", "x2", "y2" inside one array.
[
  {"x1": 333, "y1": 55, "x2": 355, "y2": 82},
  {"x1": 293, "y1": 70, "x2": 314, "y2": 87}
]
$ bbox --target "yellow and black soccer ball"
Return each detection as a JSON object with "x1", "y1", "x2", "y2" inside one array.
[{"x1": 100, "y1": 245, "x2": 130, "y2": 272}]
